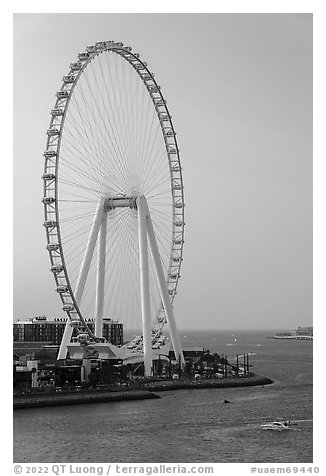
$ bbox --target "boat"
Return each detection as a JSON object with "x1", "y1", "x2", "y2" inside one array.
[{"x1": 261, "y1": 421, "x2": 291, "y2": 431}]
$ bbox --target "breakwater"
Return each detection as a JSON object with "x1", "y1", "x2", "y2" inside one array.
[
  {"x1": 14, "y1": 374, "x2": 273, "y2": 409},
  {"x1": 13, "y1": 389, "x2": 159, "y2": 409},
  {"x1": 143, "y1": 374, "x2": 273, "y2": 392}
]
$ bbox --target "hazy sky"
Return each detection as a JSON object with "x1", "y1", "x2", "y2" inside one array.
[{"x1": 13, "y1": 13, "x2": 312, "y2": 330}]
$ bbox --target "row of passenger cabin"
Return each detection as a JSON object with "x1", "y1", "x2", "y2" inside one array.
[{"x1": 86, "y1": 41, "x2": 124, "y2": 53}]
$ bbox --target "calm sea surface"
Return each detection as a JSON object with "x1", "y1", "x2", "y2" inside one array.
[{"x1": 13, "y1": 330, "x2": 313, "y2": 463}]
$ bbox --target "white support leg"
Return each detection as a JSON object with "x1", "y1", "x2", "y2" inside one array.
[
  {"x1": 57, "y1": 198, "x2": 105, "y2": 359},
  {"x1": 142, "y1": 196, "x2": 185, "y2": 366},
  {"x1": 137, "y1": 196, "x2": 153, "y2": 377},
  {"x1": 95, "y1": 212, "x2": 107, "y2": 338},
  {"x1": 57, "y1": 320, "x2": 74, "y2": 360}
]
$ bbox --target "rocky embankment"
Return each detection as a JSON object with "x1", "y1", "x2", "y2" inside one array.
[
  {"x1": 143, "y1": 374, "x2": 273, "y2": 392},
  {"x1": 13, "y1": 388, "x2": 159, "y2": 409}
]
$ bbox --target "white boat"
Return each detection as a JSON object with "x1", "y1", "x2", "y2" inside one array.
[{"x1": 261, "y1": 421, "x2": 291, "y2": 431}]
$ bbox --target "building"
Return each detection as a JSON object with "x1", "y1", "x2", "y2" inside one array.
[
  {"x1": 294, "y1": 326, "x2": 313, "y2": 337},
  {"x1": 13, "y1": 316, "x2": 123, "y2": 346}
]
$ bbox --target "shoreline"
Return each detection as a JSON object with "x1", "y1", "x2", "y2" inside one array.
[{"x1": 13, "y1": 374, "x2": 273, "y2": 409}]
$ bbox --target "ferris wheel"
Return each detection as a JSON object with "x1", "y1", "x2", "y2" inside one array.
[{"x1": 42, "y1": 41, "x2": 185, "y2": 375}]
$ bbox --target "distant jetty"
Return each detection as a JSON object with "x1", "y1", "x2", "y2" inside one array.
[{"x1": 14, "y1": 374, "x2": 273, "y2": 409}]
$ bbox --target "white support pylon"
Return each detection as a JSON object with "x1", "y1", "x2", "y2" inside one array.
[
  {"x1": 95, "y1": 212, "x2": 108, "y2": 337},
  {"x1": 57, "y1": 197, "x2": 105, "y2": 359},
  {"x1": 143, "y1": 196, "x2": 185, "y2": 367},
  {"x1": 137, "y1": 196, "x2": 153, "y2": 377}
]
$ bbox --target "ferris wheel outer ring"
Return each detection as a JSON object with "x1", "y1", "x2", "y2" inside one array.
[{"x1": 42, "y1": 41, "x2": 185, "y2": 338}]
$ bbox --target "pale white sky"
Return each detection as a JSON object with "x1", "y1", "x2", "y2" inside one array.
[{"x1": 13, "y1": 13, "x2": 312, "y2": 330}]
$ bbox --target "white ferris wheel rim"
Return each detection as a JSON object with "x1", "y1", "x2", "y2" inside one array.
[{"x1": 42, "y1": 41, "x2": 185, "y2": 341}]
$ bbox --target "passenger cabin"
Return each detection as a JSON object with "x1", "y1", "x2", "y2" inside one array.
[
  {"x1": 172, "y1": 256, "x2": 182, "y2": 263},
  {"x1": 47, "y1": 128, "x2": 60, "y2": 136},
  {"x1": 70, "y1": 320, "x2": 81, "y2": 327},
  {"x1": 171, "y1": 165, "x2": 181, "y2": 172},
  {"x1": 78, "y1": 52, "x2": 89, "y2": 61},
  {"x1": 63, "y1": 75, "x2": 75, "y2": 84},
  {"x1": 44, "y1": 150, "x2": 57, "y2": 158},
  {"x1": 57, "y1": 90, "x2": 69, "y2": 99},
  {"x1": 43, "y1": 173, "x2": 56, "y2": 181},
  {"x1": 47, "y1": 243, "x2": 59, "y2": 251},
  {"x1": 42, "y1": 197, "x2": 55, "y2": 205},
  {"x1": 70, "y1": 62, "x2": 82, "y2": 70},
  {"x1": 149, "y1": 85, "x2": 160, "y2": 93},
  {"x1": 77, "y1": 333, "x2": 88, "y2": 341},
  {"x1": 51, "y1": 108, "x2": 64, "y2": 116},
  {"x1": 155, "y1": 99, "x2": 166, "y2": 106},
  {"x1": 56, "y1": 285, "x2": 69, "y2": 293},
  {"x1": 43, "y1": 220, "x2": 57, "y2": 228},
  {"x1": 95, "y1": 41, "x2": 106, "y2": 48},
  {"x1": 51, "y1": 265, "x2": 64, "y2": 273},
  {"x1": 164, "y1": 129, "x2": 175, "y2": 137},
  {"x1": 62, "y1": 303, "x2": 75, "y2": 312}
]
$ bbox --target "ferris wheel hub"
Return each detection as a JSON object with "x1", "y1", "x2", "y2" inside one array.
[{"x1": 103, "y1": 195, "x2": 138, "y2": 211}]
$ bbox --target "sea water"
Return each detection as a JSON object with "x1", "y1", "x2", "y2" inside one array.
[{"x1": 13, "y1": 330, "x2": 313, "y2": 463}]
